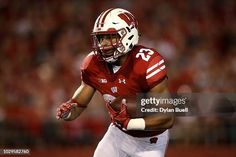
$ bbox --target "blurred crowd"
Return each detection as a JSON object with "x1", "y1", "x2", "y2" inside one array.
[{"x1": 0, "y1": 0, "x2": 235, "y2": 148}]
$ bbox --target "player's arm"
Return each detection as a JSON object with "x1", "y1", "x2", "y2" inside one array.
[
  {"x1": 125, "y1": 79, "x2": 174, "y2": 131},
  {"x1": 142, "y1": 79, "x2": 174, "y2": 130},
  {"x1": 56, "y1": 81, "x2": 96, "y2": 121},
  {"x1": 110, "y1": 79, "x2": 174, "y2": 131}
]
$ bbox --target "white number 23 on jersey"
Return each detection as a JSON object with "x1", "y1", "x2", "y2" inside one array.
[{"x1": 136, "y1": 48, "x2": 154, "y2": 62}]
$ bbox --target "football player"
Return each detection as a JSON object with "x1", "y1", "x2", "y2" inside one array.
[{"x1": 56, "y1": 8, "x2": 174, "y2": 157}]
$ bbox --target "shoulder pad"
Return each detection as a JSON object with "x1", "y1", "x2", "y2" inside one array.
[{"x1": 80, "y1": 52, "x2": 96, "y2": 71}]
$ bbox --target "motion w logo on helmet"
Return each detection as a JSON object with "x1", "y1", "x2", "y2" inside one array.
[{"x1": 118, "y1": 12, "x2": 138, "y2": 28}]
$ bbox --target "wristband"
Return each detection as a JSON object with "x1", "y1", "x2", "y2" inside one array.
[{"x1": 127, "y1": 118, "x2": 145, "y2": 130}]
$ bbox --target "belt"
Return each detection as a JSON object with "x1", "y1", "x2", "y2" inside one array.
[{"x1": 115, "y1": 124, "x2": 166, "y2": 138}]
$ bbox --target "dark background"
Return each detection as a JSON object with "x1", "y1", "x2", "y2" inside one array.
[{"x1": 0, "y1": 0, "x2": 235, "y2": 156}]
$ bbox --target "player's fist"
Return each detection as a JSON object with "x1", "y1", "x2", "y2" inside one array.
[
  {"x1": 113, "y1": 99, "x2": 130, "y2": 129},
  {"x1": 106, "y1": 99, "x2": 131, "y2": 129},
  {"x1": 56, "y1": 100, "x2": 78, "y2": 120}
]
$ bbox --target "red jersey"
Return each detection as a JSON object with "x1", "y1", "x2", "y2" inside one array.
[{"x1": 81, "y1": 45, "x2": 167, "y2": 100}]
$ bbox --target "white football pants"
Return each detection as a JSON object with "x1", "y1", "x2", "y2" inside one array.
[{"x1": 93, "y1": 124, "x2": 169, "y2": 157}]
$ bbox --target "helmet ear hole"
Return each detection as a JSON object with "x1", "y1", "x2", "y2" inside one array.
[
  {"x1": 128, "y1": 35, "x2": 134, "y2": 40},
  {"x1": 126, "y1": 27, "x2": 131, "y2": 32},
  {"x1": 129, "y1": 43, "x2": 133, "y2": 49}
]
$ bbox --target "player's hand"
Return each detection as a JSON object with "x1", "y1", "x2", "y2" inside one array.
[
  {"x1": 113, "y1": 99, "x2": 130, "y2": 129},
  {"x1": 106, "y1": 99, "x2": 130, "y2": 129},
  {"x1": 56, "y1": 100, "x2": 78, "y2": 120},
  {"x1": 106, "y1": 101, "x2": 118, "y2": 119}
]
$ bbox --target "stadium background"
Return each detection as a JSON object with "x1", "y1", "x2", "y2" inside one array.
[{"x1": 0, "y1": 0, "x2": 235, "y2": 156}]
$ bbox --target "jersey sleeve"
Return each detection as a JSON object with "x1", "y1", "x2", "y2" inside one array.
[
  {"x1": 145, "y1": 53, "x2": 167, "y2": 90},
  {"x1": 80, "y1": 53, "x2": 96, "y2": 88}
]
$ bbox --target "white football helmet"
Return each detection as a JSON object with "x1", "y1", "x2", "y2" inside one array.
[{"x1": 92, "y1": 8, "x2": 139, "y2": 62}]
